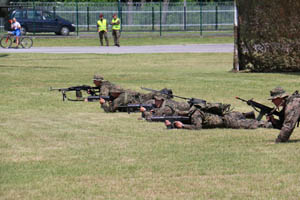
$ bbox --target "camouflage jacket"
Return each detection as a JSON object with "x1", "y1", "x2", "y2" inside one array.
[
  {"x1": 181, "y1": 107, "x2": 224, "y2": 130},
  {"x1": 101, "y1": 90, "x2": 156, "y2": 112},
  {"x1": 144, "y1": 99, "x2": 191, "y2": 120},
  {"x1": 271, "y1": 94, "x2": 300, "y2": 141},
  {"x1": 98, "y1": 81, "x2": 120, "y2": 96}
]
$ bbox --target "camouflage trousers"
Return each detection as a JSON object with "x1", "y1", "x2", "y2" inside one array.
[{"x1": 224, "y1": 112, "x2": 273, "y2": 129}]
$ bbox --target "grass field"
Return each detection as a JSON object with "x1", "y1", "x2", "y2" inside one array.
[
  {"x1": 30, "y1": 36, "x2": 233, "y2": 47},
  {"x1": 1, "y1": 50, "x2": 300, "y2": 199}
]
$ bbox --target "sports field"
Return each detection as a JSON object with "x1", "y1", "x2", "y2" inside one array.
[{"x1": 1, "y1": 37, "x2": 300, "y2": 199}]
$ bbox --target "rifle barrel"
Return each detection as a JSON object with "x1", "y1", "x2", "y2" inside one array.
[
  {"x1": 140, "y1": 87, "x2": 158, "y2": 93},
  {"x1": 49, "y1": 87, "x2": 65, "y2": 91},
  {"x1": 235, "y1": 96, "x2": 247, "y2": 102}
]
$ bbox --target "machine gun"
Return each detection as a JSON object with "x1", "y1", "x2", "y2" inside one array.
[
  {"x1": 141, "y1": 87, "x2": 206, "y2": 105},
  {"x1": 236, "y1": 97, "x2": 283, "y2": 121},
  {"x1": 150, "y1": 116, "x2": 191, "y2": 129},
  {"x1": 117, "y1": 103, "x2": 155, "y2": 113},
  {"x1": 49, "y1": 85, "x2": 100, "y2": 101}
]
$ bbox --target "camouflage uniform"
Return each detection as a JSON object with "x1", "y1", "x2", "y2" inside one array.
[
  {"x1": 268, "y1": 87, "x2": 300, "y2": 142},
  {"x1": 101, "y1": 89, "x2": 156, "y2": 112},
  {"x1": 93, "y1": 74, "x2": 121, "y2": 96},
  {"x1": 144, "y1": 96, "x2": 191, "y2": 121},
  {"x1": 175, "y1": 104, "x2": 272, "y2": 130},
  {"x1": 101, "y1": 88, "x2": 173, "y2": 113}
]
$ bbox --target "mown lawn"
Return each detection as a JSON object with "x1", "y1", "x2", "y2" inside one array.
[
  {"x1": 30, "y1": 35, "x2": 233, "y2": 47},
  {"x1": 1, "y1": 52, "x2": 300, "y2": 200}
]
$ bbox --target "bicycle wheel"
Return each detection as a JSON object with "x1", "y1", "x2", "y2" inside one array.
[
  {"x1": 0, "y1": 37, "x2": 12, "y2": 48},
  {"x1": 20, "y1": 37, "x2": 33, "y2": 49}
]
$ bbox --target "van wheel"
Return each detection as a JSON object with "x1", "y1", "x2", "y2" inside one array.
[
  {"x1": 60, "y1": 27, "x2": 70, "y2": 36},
  {"x1": 21, "y1": 27, "x2": 27, "y2": 35}
]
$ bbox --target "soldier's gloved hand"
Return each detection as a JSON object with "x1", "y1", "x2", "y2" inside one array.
[
  {"x1": 99, "y1": 98, "x2": 105, "y2": 104},
  {"x1": 140, "y1": 107, "x2": 146, "y2": 112},
  {"x1": 174, "y1": 121, "x2": 183, "y2": 129}
]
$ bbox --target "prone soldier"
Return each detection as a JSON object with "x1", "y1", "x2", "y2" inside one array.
[
  {"x1": 100, "y1": 88, "x2": 173, "y2": 113},
  {"x1": 141, "y1": 95, "x2": 193, "y2": 121},
  {"x1": 166, "y1": 103, "x2": 272, "y2": 130},
  {"x1": 92, "y1": 74, "x2": 122, "y2": 96}
]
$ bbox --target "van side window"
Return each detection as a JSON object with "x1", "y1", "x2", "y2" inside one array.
[
  {"x1": 42, "y1": 12, "x2": 53, "y2": 20},
  {"x1": 35, "y1": 11, "x2": 43, "y2": 20},
  {"x1": 13, "y1": 10, "x2": 24, "y2": 20},
  {"x1": 27, "y1": 11, "x2": 35, "y2": 20},
  {"x1": 27, "y1": 10, "x2": 42, "y2": 20}
]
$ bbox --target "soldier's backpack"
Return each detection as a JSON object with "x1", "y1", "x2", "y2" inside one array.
[{"x1": 194, "y1": 102, "x2": 231, "y2": 116}]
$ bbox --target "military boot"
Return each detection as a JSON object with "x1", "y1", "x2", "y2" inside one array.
[{"x1": 242, "y1": 111, "x2": 256, "y2": 119}]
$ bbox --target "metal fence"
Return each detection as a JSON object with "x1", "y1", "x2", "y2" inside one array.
[{"x1": 0, "y1": 1, "x2": 234, "y2": 37}]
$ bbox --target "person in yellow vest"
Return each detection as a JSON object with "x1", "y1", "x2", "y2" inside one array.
[
  {"x1": 110, "y1": 13, "x2": 121, "y2": 47},
  {"x1": 97, "y1": 13, "x2": 109, "y2": 46}
]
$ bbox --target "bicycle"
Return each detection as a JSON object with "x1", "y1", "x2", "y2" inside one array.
[{"x1": 0, "y1": 32, "x2": 33, "y2": 49}]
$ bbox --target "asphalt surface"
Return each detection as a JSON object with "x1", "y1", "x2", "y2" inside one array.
[{"x1": 0, "y1": 44, "x2": 233, "y2": 54}]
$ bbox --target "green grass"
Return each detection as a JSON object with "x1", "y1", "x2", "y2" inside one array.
[
  {"x1": 30, "y1": 36, "x2": 233, "y2": 47},
  {"x1": 1, "y1": 52, "x2": 300, "y2": 200}
]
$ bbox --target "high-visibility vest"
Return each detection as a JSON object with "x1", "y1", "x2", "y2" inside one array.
[
  {"x1": 111, "y1": 18, "x2": 120, "y2": 30},
  {"x1": 97, "y1": 19, "x2": 107, "y2": 31}
]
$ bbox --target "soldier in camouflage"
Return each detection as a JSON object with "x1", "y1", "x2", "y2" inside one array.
[
  {"x1": 267, "y1": 87, "x2": 300, "y2": 143},
  {"x1": 100, "y1": 86, "x2": 124, "y2": 112},
  {"x1": 141, "y1": 95, "x2": 192, "y2": 121},
  {"x1": 100, "y1": 88, "x2": 172, "y2": 113},
  {"x1": 92, "y1": 74, "x2": 121, "y2": 96},
  {"x1": 166, "y1": 103, "x2": 272, "y2": 130}
]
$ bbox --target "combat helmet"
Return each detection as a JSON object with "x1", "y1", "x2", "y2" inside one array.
[
  {"x1": 268, "y1": 87, "x2": 289, "y2": 100},
  {"x1": 93, "y1": 74, "x2": 104, "y2": 81}
]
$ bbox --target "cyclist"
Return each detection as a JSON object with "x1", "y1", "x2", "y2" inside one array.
[{"x1": 10, "y1": 18, "x2": 21, "y2": 47}]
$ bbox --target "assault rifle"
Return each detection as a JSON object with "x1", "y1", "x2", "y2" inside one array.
[
  {"x1": 150, "y1": 116, "x2": 191, "y2": 129},
  {"x1": 141, "y1": 87, "x2": 206, "y2": 105},
  {"x1": 117, "y1": 103, "x2": 155, "y2": 113},
  {"x1": 236, "y1": 97, "x2": 283, "y2": 120},
  {"x1": 49, "y1": 85, "x2": 100, "y2": 101}
]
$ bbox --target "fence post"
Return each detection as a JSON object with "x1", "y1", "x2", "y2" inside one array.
[
  {"x1": 200, "y1": 2, "x2": 202, "y2": 36},
  {"x1": 76, "y1": 0, "x2": 79, "y2": 36},
  {"x1": 87, "y1": 6, "x2": 89, "y2": 32},
  {"x1": 160, "y1": 0, "x2": 162, "y2": 37},
  {"x1": 215, "y1": 4, "x2": 218, "y2": 31},
  {"x1": 53, "y1": 6, "x2": 56, "y2": 18},
  {"x1": 152, "y1": 6, "x2": 154, "y2": 32},
  {"x1": 118, "y1": 0, "x2": 122, "y2": 32},
  {"x1": 33, "y1": 1, "x2": 35, "y2": 35},
  {"x1": 184, "y1": 1, "x2": 186, "y2": 31}
]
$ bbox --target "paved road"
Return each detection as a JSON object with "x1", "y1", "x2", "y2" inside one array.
[{"x1": 0, "y1": 44, "x2": 233, "y2": 54}]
